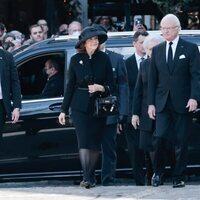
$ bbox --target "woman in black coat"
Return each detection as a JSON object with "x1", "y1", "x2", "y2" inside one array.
[
  {"x1": 58, "y1": 26, "x2": 114, "y2": 188},
  {"x1": 131, "y1": 35, "x2": 164, "y2": 184}
]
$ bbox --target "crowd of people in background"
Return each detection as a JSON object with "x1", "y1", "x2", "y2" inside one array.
[
  {"x1": 0, "y1": 19, "x2": 83, "y2": 53},
  {"x1": 0, "y1": 16, "x2": 147, "y2": 54},
  {"x1": 0, "y1": 14, "x2": 198, "y2": 55}
]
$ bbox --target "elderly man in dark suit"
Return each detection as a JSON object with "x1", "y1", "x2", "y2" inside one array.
[
  {"x1": 132, "y1": 35, "x2": 165, "y2": 185},
  {"x1": 0, "y1": 49, "x2": 21, "y2": 136},
  {"x1": 124, "y1": 31, "x2": 149, "y2": 185},
  {"x1": 148, "y1": 14, "x2": 200, "y2": 188}
]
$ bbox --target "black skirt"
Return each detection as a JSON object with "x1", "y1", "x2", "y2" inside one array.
[{"x1": 71, "y1": 110, "x2": 106, "y2": 150}]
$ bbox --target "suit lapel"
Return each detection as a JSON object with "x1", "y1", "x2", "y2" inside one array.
[
  {"x1": 164, "y1": 38, "x2": 185, "y2": 74},
  {"x1": 161, "y1": 42, "x2": 167, "y2": 64},
  {"x1": 159, "y1": 42, "x2": 170, "y2": 73},
  {"x1": 132, "y1": 54, "x2": 138, "y2": 73},
  {"x1": 163, "y1": 40, "x2": 183, "y2": 74},
  {"x1": 173, "y1": 38, "x2": 185, "y2": 73},
  {"x1": 0, "y1": 52, "x2": 4, "y2": 79}
]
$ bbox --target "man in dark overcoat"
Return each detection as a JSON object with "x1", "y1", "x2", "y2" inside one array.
[
  {"x1": 0, "y1": 49, "x2": 21, "y2": 136},
  {"x1": 102, "y1": 48, "x2": 129, "y2": 186},
  {"x1": 124, "y1": 31, "x2": 149, "y2": 185},
  {"x1": 93, "y1": 24, "x2": 129, "y2": 186}
]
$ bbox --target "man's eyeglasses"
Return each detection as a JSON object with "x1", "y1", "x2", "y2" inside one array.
[{"x1": 160, "y1": 26, "x2": 179, "y2": 31}]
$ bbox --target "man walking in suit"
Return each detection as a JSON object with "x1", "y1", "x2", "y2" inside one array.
[
  {"x1": 124, "y1": 31, "x2": 149, "y2": 185},
  {"x1": 148, "y1": 14, "x2": 200, "y2": 188},
  {"x1": 93, "y1": 24, "x2": 129, "y2": 186},
  {"x1": 0, "y1": 49, "x2": 21, "y2": 137},
  {"x1": 101, "y1": 48, "x2": 129, "y2": 186}
]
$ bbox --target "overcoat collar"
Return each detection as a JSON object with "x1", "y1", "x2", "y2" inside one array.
[{"x1": 0, "y1": 51, "x2": 4, "y2": 77}]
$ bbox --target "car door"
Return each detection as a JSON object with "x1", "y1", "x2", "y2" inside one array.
[{"x1": 0, "y1": 48, "x2": 81, "y2": 180}]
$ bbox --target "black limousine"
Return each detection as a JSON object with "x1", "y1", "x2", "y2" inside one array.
[{"x1": 0, "y1": 30, "x2": 200, "y2": 181}]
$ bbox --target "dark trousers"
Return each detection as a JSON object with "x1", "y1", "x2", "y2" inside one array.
[
  {"x1": 0, "y1": 100, "x2": 6, "y2": 134},
  {"x1": 101, "y1": 124, "x2": 117, "y2": 184},
  {"x1": 0, "y1": 100, "x2": 6, "y2": 153},
  {"x1": 153, "y1": 136, "x2": 175, "y2": 176},
  {"x1": 124, "y1": 123, "x2": 145, "y2": 185},
  {"x1": 156, "y1": 98, "x2": 191, "y2": 180}
]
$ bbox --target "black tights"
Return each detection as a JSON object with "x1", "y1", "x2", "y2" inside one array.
[
  {"x1": 79, "y1": 148, "x2": 99, "y2": 184},
  {"x1": 145, "y1": 151, "x2": 154, "y2": 182}
]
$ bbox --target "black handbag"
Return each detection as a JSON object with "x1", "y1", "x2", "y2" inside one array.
[{"x1": 94, "y1": 95, "x2": 118, "y2": 117}]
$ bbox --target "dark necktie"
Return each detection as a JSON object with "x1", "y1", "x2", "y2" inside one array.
[
  {"x1": 141, "y1": 57, "x2": 145, "y2": 61},
  {"x1": 138, "y1": 57, "x2": 144, "y2": 68},
  {"x1": 168, "y1": 42, "x2": 173, "y2": 73}
]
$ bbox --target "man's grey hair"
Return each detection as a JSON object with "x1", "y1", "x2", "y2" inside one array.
[{"x1": 143, "y1": 34, "x2": 164, "y2": 51}]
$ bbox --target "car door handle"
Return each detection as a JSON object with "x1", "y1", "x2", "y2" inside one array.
[{"x1": 49, "y1": 103, "x2": 62, "y2": 111}]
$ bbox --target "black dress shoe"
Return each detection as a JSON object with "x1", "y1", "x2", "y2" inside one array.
[
  {"x1": 146, "y1": 178, "x2": 152, "y2": 186},
  {"x1": 151, "y1": 173, "x2": 163, "y2": 187},
  {"x1": 173, "y1": 180, "x2": 185, "y2": 188}
]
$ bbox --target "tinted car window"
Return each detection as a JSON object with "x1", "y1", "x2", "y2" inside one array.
[{"x1": 18, "y1": 52, "x2": 65, "y2": 99}]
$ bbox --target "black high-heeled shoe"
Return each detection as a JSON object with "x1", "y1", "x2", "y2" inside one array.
[
  {"x1": 80, "y1": 180, "x2": 94, "y2": 189},
  {"x1": 80, "y1": 180, "x2": 96, "y2": 189}
]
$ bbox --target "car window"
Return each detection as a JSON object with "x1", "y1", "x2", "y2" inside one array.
[{"x1": 17, "y1": 52, "x2": 65, "y2": 100}]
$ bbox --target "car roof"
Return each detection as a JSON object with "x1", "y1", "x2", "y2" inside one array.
[
  {"x1": 14, "y1": 30, "x2": 200, "y2": 57},
  {"x1": 53, "y1": 30, "x2": 200, "y2": 39}
]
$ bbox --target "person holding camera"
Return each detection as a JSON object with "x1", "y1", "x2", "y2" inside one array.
[
  {"x1": 58, "y1": 26, "x2": 114, "y2": 189},
  {"x1": 2, "y1": 33, "x2": 22, "y2": 52},
  {"x1": 133, "y1": 18, "x2": 147, "y2": 33}
]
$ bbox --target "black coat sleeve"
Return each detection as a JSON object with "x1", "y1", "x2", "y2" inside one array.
[
  {"x1": 7, "y1": 51, "x2": 21, "y2": 109},
  {"x1": 132, "y1": 66, "x2": 143, "y2": 116},
  {"x1": 61, "y1": 56, "x2": 76, "y2": 114},
  {"x1": 102, "y1": 55, "x2": 114, "y2": 97},
  {"x1": 116, "y1": 55, "x2": 129, "y2": 116},
  {"x1": 147, "y1": 48, "x2": 157, "y2": 106}
]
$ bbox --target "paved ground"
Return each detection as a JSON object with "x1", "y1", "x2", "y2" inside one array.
[{"x1": 0, "y1": 178, "x2": 200, "y2": 200}]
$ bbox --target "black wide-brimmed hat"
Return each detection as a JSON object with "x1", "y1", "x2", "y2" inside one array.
[
  {"x1": 75, "y1": 26, "x2": 108, "y2": 49},
  {"x1": 92, "y1": 24, "x2": 108, "y2": 33}
]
